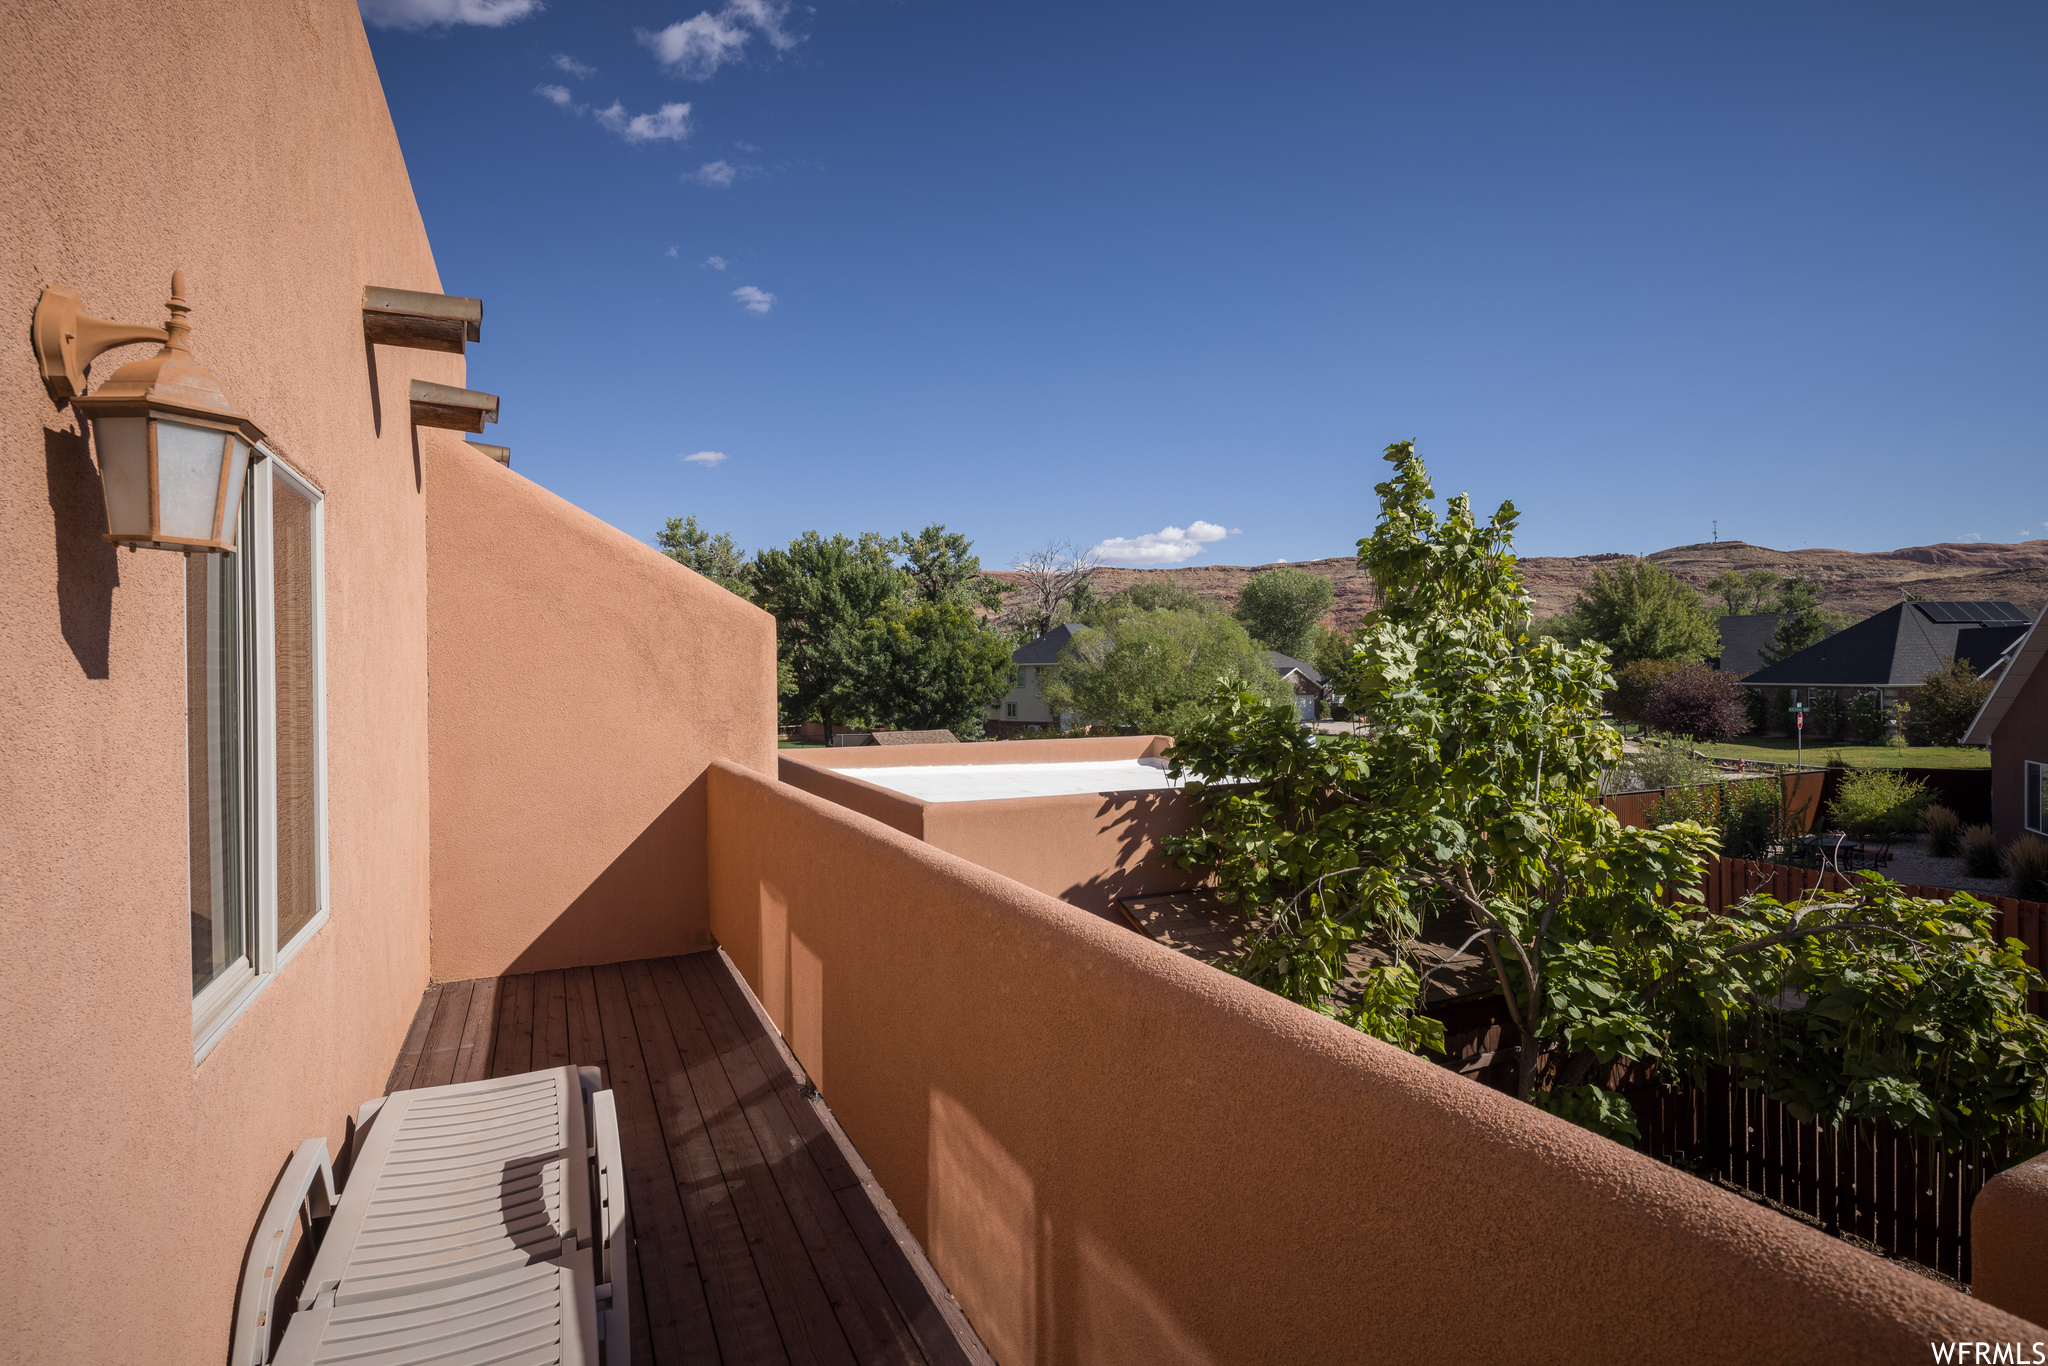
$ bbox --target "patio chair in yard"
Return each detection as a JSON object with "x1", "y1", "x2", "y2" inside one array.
[{"x1": 231, "y1": 1067, "x2": 629, "y2": 1366}]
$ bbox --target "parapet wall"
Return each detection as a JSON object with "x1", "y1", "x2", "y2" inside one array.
[
  {"x1": 779, "y1": 736, "x2": 1193, "y2": 917},
  {"x1": 706, "y1": 759, "x2": 2038, "y2": 1363},
  {"x1": 425, "y1": 442, "x2": 777, "y2": 979}
]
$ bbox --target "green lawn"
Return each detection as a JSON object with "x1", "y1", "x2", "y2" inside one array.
[{"x1": 1694, "y1": 736, "x2": 1989, "y2": 770}]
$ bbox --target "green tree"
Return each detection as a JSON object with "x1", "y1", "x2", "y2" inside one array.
[
  {"x1": 1234, "y1": 567, "x2": 1335, "y2": 660},
  {"x1": 1704, "y1": 568, "x2": 1782, "y2": 615},
  {"x1": 1913, "y1": 658, "x2": 1995, "y2": 746},
  {"x1": 1096, "y1": 577, "x2": 1210, "y2": 619},
  {"x1": 1569, "y1": 560, "x2": 1718, "y2": 666},
  {"x1": 1529, "y1": 609, "x2": 1591, "y2": 646},
  {"x1": 848, "y1": 598, "x2": 1014, "y2": 740},
  {"x1": 1312, "y1": 625, "x2": 1356, "y2": 711},
  {"x1": 1607, "y1": 658, "x2": 1687, "y2": 726},
  {"x1": 893, "y1": 524, "x2": 1004, "y2": 612},
  {"x1": 1162, "y1": 442, "x2": 2048, "y2": 1150},
  {"x1": 1166, "y1": 443, "x2": 1716, "y2": 1106},
  {"x1": 751, "y1": 532, "x2": 905, "y2": 733},
  {"x1": 657, "y1": 516, "x2": 753, "y2": 598},
  {"x1": 1759, "y1": 576, "x2": 1854, "y2": 665},
  {"x1": 1040, "y1": 608, "x2": 1289, "y2": 735}
]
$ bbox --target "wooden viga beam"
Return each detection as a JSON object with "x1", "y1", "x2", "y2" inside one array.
[
  {"x1": 363, "y1": 286, "x2": 482, "y2": 353},
  {"x1": 408, "y1": 380, "x2": 499, "y2": 434}
]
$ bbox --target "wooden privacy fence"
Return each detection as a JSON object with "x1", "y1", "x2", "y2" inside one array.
[
  {"x1": 1620, "y1": 855, "x2": 2048, "y2": 1284},
  {"x1": 1628, "y1": 1069, "x2": 2017, "y2": 1284}
]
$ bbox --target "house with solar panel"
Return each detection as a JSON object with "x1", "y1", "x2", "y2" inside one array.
[{"x1": 1742, "y1": 600, "x2": 2036, "y2": 736}]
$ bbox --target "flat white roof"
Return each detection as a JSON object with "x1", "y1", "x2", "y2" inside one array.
[{"x1": 844, "y1": 758, "x2": 1180, "y2": 803}]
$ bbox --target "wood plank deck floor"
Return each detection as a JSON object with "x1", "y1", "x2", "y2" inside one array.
[{"x1": 386, "y1": 951, "x2": 992, "y2": 1366}]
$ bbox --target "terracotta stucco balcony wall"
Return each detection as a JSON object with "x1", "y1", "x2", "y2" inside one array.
[
  {"x1": 779, "y1": 737, "x2": 1195, "y2": 919},
  {"x1": 707, "y1": 758, "x2": 2041, "y2": 1364}
]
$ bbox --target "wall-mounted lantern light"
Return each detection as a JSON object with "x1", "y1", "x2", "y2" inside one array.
[{"x1": 35, "y1": 271, "x2": 267, "y2": 554}]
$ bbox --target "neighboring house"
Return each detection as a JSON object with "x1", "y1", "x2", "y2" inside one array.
[
  {"x1": 1742, "y1": 600, "x2": 2034, "y2": 723},
  {"x1": 1713, "y1": 613, "x2": 1782, "y2": 678},
  {"x1": 1267, "y1": 650, "x2": 1330, "y2": 721},
  {"x1": 1963, "y1": 611, "x2": 2048, "y2": 846},
  {"x1": 987, "y1": 622, "x2": 1080, "y2": 732}
]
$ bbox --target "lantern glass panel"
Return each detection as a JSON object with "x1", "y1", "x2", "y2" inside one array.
[
  {"x1": 218, "y1": 436, "x2": 250, "y2": 550},
  {"x1": 156, "y1": 419, "x2": 235, "y2": 543},
  {"x1": 94, "y1": 416, "x2": 151, "y2": 539}
]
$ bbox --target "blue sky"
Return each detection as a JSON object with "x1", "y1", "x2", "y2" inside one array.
[{"x1": 362, "y1": 1, "x2": 2047, "y2": 568}]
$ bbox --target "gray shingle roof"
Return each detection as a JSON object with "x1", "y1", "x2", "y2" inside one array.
[
  {"x1": 1012, "y1": 623, "x2": 1082, "y2": 666},
  {"x1": 1743, "y1": 601, "x2": 2035, "y2": 689},
  {"x1": 1714, "y1": 614, "x2": 1781, "y2": 680},
  {"x1": 1265, "y1": 651, "x2": 1327, "y2": 687}
]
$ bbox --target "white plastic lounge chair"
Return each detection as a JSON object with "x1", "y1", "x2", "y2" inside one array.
[{"x1": 232, "y1": 1066, "x2": 630, "y2": 1366}]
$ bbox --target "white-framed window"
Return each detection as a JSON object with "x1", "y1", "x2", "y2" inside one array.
[
  {"x1": 189, "y1": 448, "x2": 328, "y2": 1060},
  {"x1": 2027, "y1": 760, "x2": 2045, "y2": 836}
]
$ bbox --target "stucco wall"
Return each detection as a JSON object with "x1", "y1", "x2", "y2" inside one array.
[
  {"x1": 781, "y1": 737, "x2": 1195, "y2": 917},
  {"x1": 707, "y1": 759, "x2": 2039, "y2": 1362},
  {"x1": 425, "y1": 441, "x2": 777, "y2": 980},
  {"x1": 0, "y1": 2, "x2": 452, "y2": 1360},
  {"x1": 1973, "y1": 1150, "x2": 2048, "y2": 1328},
  {"x1": 1991, "y1": 657, "x2": 2048, "y2": 846}
]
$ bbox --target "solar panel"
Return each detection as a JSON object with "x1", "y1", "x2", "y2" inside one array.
[{"x1": 1914, "y1": 601, "x2": 2030, "y2": 625}]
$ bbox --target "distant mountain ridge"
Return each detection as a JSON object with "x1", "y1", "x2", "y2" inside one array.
[{"x1": 988, "y1": 540, "x2": 2048, "y2": 634}]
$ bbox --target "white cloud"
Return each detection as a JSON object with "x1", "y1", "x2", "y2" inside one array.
[
  {"x1": 689, "y1": 160, "x2": 737, "y2": 187},
  {"x1": 1091, "y1": 521, "x2": 1233, "y2": 566},
  {"x1": 666, "y1": 246, "x2": 679, "y2": 257},
  {"x1": 734, "y1": 141, "x2": 761, "y2": 153},
  {"x1": 552, "y1": 53, "x2": 596, "y2": 78},
  {"x1": 732, "y1": 286, "x2": 775, "y2": 314},
  {"x1": 359, "y1": 0, "x2": 539, "y2": 29},
  {"x1": 704, "y1": 255, "x2": 728, "y2": 270},
  {"x1": 639, "y1": 0, "x2": 798, "y2": 80},
  {"x1": 682, "y1": 450, "x2": 728, "y2": 466},
  {"x1": 594, "y1": 101, "x2": 693, "y2": 144},
  {"x1": 535, "y1": 83, "x2": 579, "y2": 109}
]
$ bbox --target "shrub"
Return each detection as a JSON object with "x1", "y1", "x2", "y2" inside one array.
[
  {"x1": 1914, "y1": 658, "x2": 1995, "y2": 747},
  {"x1": 2010, "y1": 837, "x2": 2048, "y2": 901},
  {"x1": 1615, "y1": 737, "x2": 1719, "y2": 792},
  {"x1": 1649, "y1": 781, "x2": 1720, "y2": 830},
  {"x1": 1963, "y1": 825, "x2": 2003, "y2": 878},
  {"x1": 1768, "y1": 688, "x2": 1793, "y2": 735},
  {"x1": 1847, "y1": 692, "x2": 1885, "y2": 743},
  {"x1": 1827, "y1": 769, "x2": 1932, "y2": 840},
  {"x1": 1810, "y1": 690, "x2": 1842, "y2": 739},
  {"x1": 1722, "y1": 778, "x2": 1787, "y2": 859},
  {"x1": 1744, "y1": 687, "x2": 1768, "y2": 733},
  {"x1": 1643, "y1": 663, "x2": 1753, "y2": 742},
  {"x1": 1608, "y1": 658, "x2": 1687, "y2": 726},
  {"x1": 1923, "y1": 804, "x2": 1963, "y2": 859},
  {"x1": 1824, "y1": 750, "x2": 1851, "y2": 770}
]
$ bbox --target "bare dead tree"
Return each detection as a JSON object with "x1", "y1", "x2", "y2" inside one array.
[{"x1": 1004, "y1": 539, "x2": 1101, "y2": 639}]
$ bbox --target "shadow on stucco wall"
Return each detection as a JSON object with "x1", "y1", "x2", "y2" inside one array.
[
  {"x1": 1057, "y1": 790, "x2": 1201, "y2": 920},
  {"x1": 501, "y1": 778, "x2": 715, "y2": 975},
  {"x1": 44, "y1": 422, "x2": 119, "y2": 679}
]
